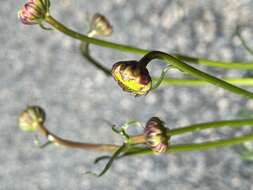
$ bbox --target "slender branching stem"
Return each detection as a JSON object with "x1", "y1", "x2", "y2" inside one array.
[
  {"x1": 79, "y1": 45, "x2": 253, "y2": 87},
  {"x1": 33, "y1": 118, "x2": 253, "y2": 155},
  {"x1": 44, "y1": 14, "x2": 253, "y2": 69}
]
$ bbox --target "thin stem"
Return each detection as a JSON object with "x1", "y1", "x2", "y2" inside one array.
[
  {"x1": 122, "y1": 133, "x2": 253, "y2": 157},
  {"x1": 44, "y1": 14, "x2": 253, "y2": 69},
  {"x1": 128, "y1": 134, "x2": 146, "y2": 144},
  {"x1": 154, "y1": 77, "x2": 253, "y2": 86},
  {"x1": 47, "y1": 133, "x2": 119, "y2": 152},
  {"x1": 128, "y1": 118, "x2": 253, "y2": 145},
  {"x1": 174, "y1": 55, "x2": 253, "y2": 69},
  {"x1": 80, "y1": 42, "x2": 111, "y2": 76},
  {"x1": 78, "y1": 45, "x2": 253, "y2": 87},
  {"x1": 236, "y1": 26, "x2": 253, "y2": 56},
  {"x1": 35, "y1": 123, "x2": 119, "y2": 152},
  {"x1": 33, "y1": 118, "x2": 253, "y2": 156},
  {"x1": 45, "y1": 14, "x2": 147, "y2": 55},
  {"x1": 139, "y1": 51, "x2": 253, "y2": 99},
  {"x1": 168, "y1": 119, "x2": 253, "y2": 136}
]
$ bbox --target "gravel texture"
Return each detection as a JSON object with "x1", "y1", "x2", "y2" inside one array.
[{"x1": 1, "y1": 0, "x2": 253, "y2": 189}]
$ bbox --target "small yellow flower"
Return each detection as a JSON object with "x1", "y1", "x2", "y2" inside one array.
[{"x1": 111, "y1": 61, "x2": 152, "y2": 96}]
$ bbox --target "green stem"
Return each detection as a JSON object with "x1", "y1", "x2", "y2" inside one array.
[
  {"x1": 80, "y1": 42, "x2": 111, "y2": 76},
  {"x1": 122, "y1": 133, "x2": 253, "y2": 157},
  {"x1": 168, "y1": 119, "x2": 253, "y2": 136},
  {"x1": 153, "y1": 77, "x2": 253, "y2": 86},
  {"x1": 236, "y1": 27, "x2": 253, "y2": 56},
  {"x1": 79, "y1": 48, "x2": 253, "y2": 87},
  {"x1": 128, "y1": 118, "x2": 253, "y2": 145},
  {"x1": 44, "y1": 14, "x2": 253, "y2": 69},
  {"x1": 174, "y1": 55, "x2": 253, "y2": 69},
  {"x1": 79, "y1": 43, "x2": 253, "y2": 91},
  {"x1": 78, "y1": 43, "x2": 253, "y2": 87},
  {"x1": 139, "y1": 51, "x2": 253, "y2": 99},
  {"x1": 45, "y1": 14, "x2": 147, "y2": 55}
]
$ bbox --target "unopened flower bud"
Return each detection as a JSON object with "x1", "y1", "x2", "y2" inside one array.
[
  {"x1": 18, "y1": 0, "x2": 50, "y2": 25},
  {"x1": 111, "y1": 61, "x2": 152, "y2": 96},
  {"x1": 89, "y1": 13, "x2": 113, "y2": 37},
  {"x1": 18, "y1": 106, "x2": 46, "y2": 132},
  {"x1": 144, "y1": 117, "x2": 169, "y2": 154}
]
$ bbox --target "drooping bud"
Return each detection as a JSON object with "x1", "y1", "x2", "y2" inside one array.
[
  {"x1": 18, "y1": 0, "x2": 50, "y2": 25},
  {"x1": 144, "y1": 117, "x2": 169, "y2": 154},
  {"x1": 111, "y1": 61, "x2": 152, "y2": 96},
  {"x1": 89, "y1": 13, "x2": 113, "y2": 37},
  {"x1": 18, "y1": 106, "x2": 46, "y2": 132}
]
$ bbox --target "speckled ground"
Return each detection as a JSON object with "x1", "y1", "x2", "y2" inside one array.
[{"x1": 1, "y1": 0, "x2": 253, "y2": 189}]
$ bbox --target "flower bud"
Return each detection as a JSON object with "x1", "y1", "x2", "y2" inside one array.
[
  {"x1": 89, "y1": 13, "x2": 113, "y2": 37},
  {"x1": 18, "y1": 106, "x2": 46, "y2": 132},
  {"x1": 18, "y1": 0, "x2": 50, "y2": 25},
  {"x1": 111, "y1": 61, "x2": 152, "y2": 96},
  {"x1": 144, "y1": 117, "x2": 169, "y2": 154}
]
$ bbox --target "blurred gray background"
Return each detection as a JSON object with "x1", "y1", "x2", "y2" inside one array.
[{"x1": 1, "y1": 0, "x2": 253, "y2": 189}]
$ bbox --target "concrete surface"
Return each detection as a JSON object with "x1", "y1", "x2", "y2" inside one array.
[{"x1": 1, "y1": 0, "x2": 253, "y2": 189}]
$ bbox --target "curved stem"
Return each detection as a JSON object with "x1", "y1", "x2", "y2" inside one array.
[
  {"x1": 236, "y1": 26, "x2": 253, "y2": 56},
  {"x1": 35, "y1": 123, "x2": 119, "y2": 152},
  {"x1": 44, "y1": 14, "x2": 253, "y2": 69},
  {"x1": 45, "y1": 14, "x2": 147, "y2": 55},
  {"x1": 138, "y1": 51, "x2": 253, "y2": 99},
  {"x1": 80, "y1": 42, "x2": 111, "y2": 76},
  {"x1": 34, "y1": 118, "x2": 253, "y2": 156},
  {"x1": 78, "y1": 45, "x2": 253, "y2": 87}
]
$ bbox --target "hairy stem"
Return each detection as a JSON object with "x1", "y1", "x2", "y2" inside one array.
[{"x1": 44, "y1": 14, "x2": 253, "y2": 69}]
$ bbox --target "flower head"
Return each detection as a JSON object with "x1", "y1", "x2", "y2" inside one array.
[
  {"x1": 18, "y1": 106, "x2": 46, "y2": 132},
  {"x1": 111, "y1": 61, "x2": 152, "y2": 96},
  {"x1": 89, "y1": 13, "x2": 113, "y2": 37},
  {"x1": 144, "y1": 117, "x2": 169, "y2": 154},
  {"x1": 18, "y1": 0, "x2": 50, "y2": 25}
]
